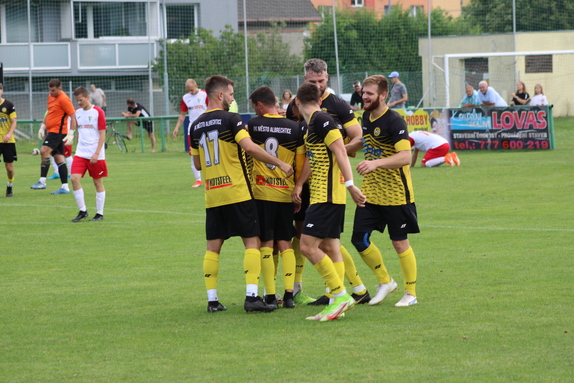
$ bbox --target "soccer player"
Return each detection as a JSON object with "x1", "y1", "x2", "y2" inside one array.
[
  {"x1": 409, "y1": 129, "x2": 460, "y2": 167},
  {"x1": 190, "y1": 75, "x2": 293, "y2": 313},
  {"x1": 248, "y1": 85, "x2": 305, "y2": 309},
  {"x1": 0, "y1": 84, "x2": 17, "y2": 197},
  {"x1": 122, "y1": 98, "x2": 156, "y2": 152},
  {"x1": 172, "y1": 79, "x2": 208, "y2": 188},
  {"x1": 289, "y1": 58, "x2": 370, "y2": 306},
  {"x1": 69, "y1": 86, "x2": 107, "y2": 222},
  {"x1": 31, "y1": 79, "x2": 77, "y2": 194},
  {"x1": 352, "y1": 75, "x2": 420, "y2": 307},
  {"x1": 292, "y1": 82, "x2": 366, "y2": 321}
]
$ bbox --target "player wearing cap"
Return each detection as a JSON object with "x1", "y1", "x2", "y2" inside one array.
[{"x1": 388, "y1": 71, "x2": 408, "y2": 109}]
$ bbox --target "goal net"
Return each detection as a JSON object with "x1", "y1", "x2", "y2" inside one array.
[{"x1": 429, "y1": 50, "x2": 574, "y2": 116}]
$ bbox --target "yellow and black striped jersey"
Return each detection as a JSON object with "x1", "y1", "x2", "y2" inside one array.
[
  {"x1": 305, "y1": 110, "x2": 346, "y2": 205},
  {"x1": 0, "y1": 99, "x2": 17, "y2": 143},
  {"x1": 190, "y1": 109, "x2": 253, "y2": 208},
  {"x1": 361, "y1": 108, "x2": 415, "y2": 206},
  {"x1": 286, "y1": 92, "x2": 358, "y2": 141},
  {"x1": 248, "y1": 114, "x2": 305, "y2": 203}
]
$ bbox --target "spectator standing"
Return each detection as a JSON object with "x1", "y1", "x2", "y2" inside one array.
[
  {"x1": 281, "y1": 90, "x2": 293, "y2": 111},
  {"x1": 172, "y1": 79, "x2": 208, "y2": 188},
  {"x1": 459, "y1": 85, "x2": 479, "y2": 108},
  {"x1": 89, "y1": 84, "x2": 107, "y2": 113},
  {"x1": 122, "y1": 98, "x2": 156, "y2": 152},
  {"x1": 350, "y1": 81, "x2": 363, "y2": 111},
  {"x1": 530, "y1": 84, "x2": 549, "y2": 105},
  {"x1": 510, "y1": 81, "x2": 530, "y2": 106},
  {"x1": 477, "y1": 81, "x2": 508, "y2": 107},
  {"x1": 388, "y1": 72, "x2": 408, "y2": 109},
  {"x1": 0, "y1": 84, "x2": 17, "y2": 197}
]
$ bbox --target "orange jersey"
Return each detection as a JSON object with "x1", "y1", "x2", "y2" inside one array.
[{"x1": 45, "y1": 92, "x2": 75, "y2": 134}]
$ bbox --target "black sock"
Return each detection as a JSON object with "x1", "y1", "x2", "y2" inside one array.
[
  {"x1": 283, "y1": 291, "x2": 294, "y2": 301},
  {"x1": 265, "y1": 294, "x2": 277, "y2": 304},
  {"x1": 208, "y1": 301, "x2": 219, "y2": 307},
  {"x1": 246, "y1": 296, "x2": 258, "y2": 303},
  {"x1": 40, "y1": 157, "x2": 50, "y2": 177},
  {"x1": 58, "y1": 162, "x2": 68, "y2": 184}
]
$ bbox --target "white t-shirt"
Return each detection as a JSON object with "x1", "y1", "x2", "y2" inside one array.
[
  {"x1": 409, "y1": 130, "x2": 448, "y2": 152},
  {"x1": 180, "y1": 90, "x2": 208, "y2": 134},
  {"x1": 530, "y1": 94, "x2": 548, "y2": 105},
  {"x1": 477, "y1": 87, "x2": 507, "y2": 107},
  {"x1": 75, "y1": 106, "x2": 106, "y2": 160}
]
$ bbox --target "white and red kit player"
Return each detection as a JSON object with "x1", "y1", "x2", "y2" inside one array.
[
  {"x1": 171, "y1": 79, "x2": 208, "y2": 187},
  {"x1": 408, "y1": 130, "x2": 460, "y2": 167},
  {"x1": 69, "y1": 86, "x2": 108, "y2": 222}
]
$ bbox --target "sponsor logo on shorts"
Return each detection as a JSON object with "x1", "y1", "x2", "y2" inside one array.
[{"x1": 306, "y1": 223, "x2": 314, "y2": 228}]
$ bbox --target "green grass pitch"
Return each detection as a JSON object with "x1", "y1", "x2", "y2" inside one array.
[{"x1": 1, "y1": 118, "x2": 573, "y2": 382}]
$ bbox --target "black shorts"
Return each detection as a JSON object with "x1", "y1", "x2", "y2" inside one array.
[
  {"x1": 353, "y1": 202, "x2": 420, "y2": 241},
  {"x1": 43, "y1": 132, "x2": 66, "y2": 156},
  {"x1": 293, "y1": 183, "x2": 310, "y2": 222},
  {"x1": 0, "y1": 143, "x2": 17, "y2": 163},
  {"x1": 135, "y1": 120, "x2": 154, "y2": 133},
  {"x1": 205, "y1": 199, "x2": 260, "y2": 240},
  {"x1": 255, "y1": 199, "x2": 295, "y2": 242},
  {"x1": 302, "y1": 203, "x2": 345, "y2": 239}
]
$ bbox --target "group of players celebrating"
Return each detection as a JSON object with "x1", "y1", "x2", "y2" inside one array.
[{"x1": 190, "y1": 59, "x2": 419, "y2": 321}]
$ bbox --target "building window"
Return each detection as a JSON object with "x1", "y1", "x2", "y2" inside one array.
[
  {"x1": 166, "y1": 5, "x2": 197, "y2": 39},
  {"x1": 410, "y1": 5, "x2": 424, "y2": 16},
  {"x1": 74, "y1": 2, "x2": 147, "y2": 39},
  {"x1": 525, "y1": 55, "x2": 553, "y2": 73},
  {"x1": 2, "y1": 2, "x2": 39, "y2": 43},
  {"x1": 351, "y1": 0, "x2": 364, "y2": 7},
  {"x1": 318, "y1": 6, "x2": 333, "y2": 18}
]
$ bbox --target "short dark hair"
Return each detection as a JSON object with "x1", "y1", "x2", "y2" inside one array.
[
  {"x1": 249, "y1": 86, "x2": 276, "y2": 107},
  {"x1": 296, "y1": 82, "x2": 321, "y2": 106},
  {"x1": 48, "y1": 79, "x2": 62, "y2": 88},
  {"x1": 127, "y1": 98, "x2": 136, "y2": 106},
  {"x1": 205, "y1": 75, "x2": 234, "y2": 98},
  {"x1": 73, "y1": 86, "x2": 89, "y2": 97},
  {"x1": 363, "y1": 75, "x2": 389, "y2": 96}
]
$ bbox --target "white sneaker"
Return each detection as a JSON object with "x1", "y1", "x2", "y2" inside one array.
[
  {"x1": 394, "y1": 292, "x2": 418, "y2": 307},
  {"x1": 368, "y1": 278, "x2": 398, "y2": 306}
]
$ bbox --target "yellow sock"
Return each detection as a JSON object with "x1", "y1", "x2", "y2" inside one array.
[
  {"x1": 273, "y1": 251, "x2": 280, "y2": 277},
  {"x1": 293, "y1": 237, "x2": 306, "y2": 283},
  {"x1": 314, "y1": 255, "x2": 344, "y2": 296},
  {"x1": 203, "y1": 251, "x2": 219, "y2": 290},
  {"x1": 398, "y1": 247, "x2": 417, "y2": 296},
  {"x1": 244, "y1": 248, "x2": 261, "y2": 286},
  {"x1": 260, "y1": 247, "x2": 275, "y2": 295},
  {"x1": 341, "y1": 245, "x2": 365, "y2": 293},
  {"x1": 333, "y1": 261, "x2": 345, "y2": 282},
  {"x1": 281, "y1": 249, "x2": 296, "y2": 291},
  {"x1": 360, "y1": 243, "x2": 391, "y2": 284},
  {"x1": 8, "y1": 177, "x2": 14, "y2": 183}
]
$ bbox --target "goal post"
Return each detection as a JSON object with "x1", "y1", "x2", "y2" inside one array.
[{"x1": 432, "y1": 50, "x2": 574, "y2": 116}]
